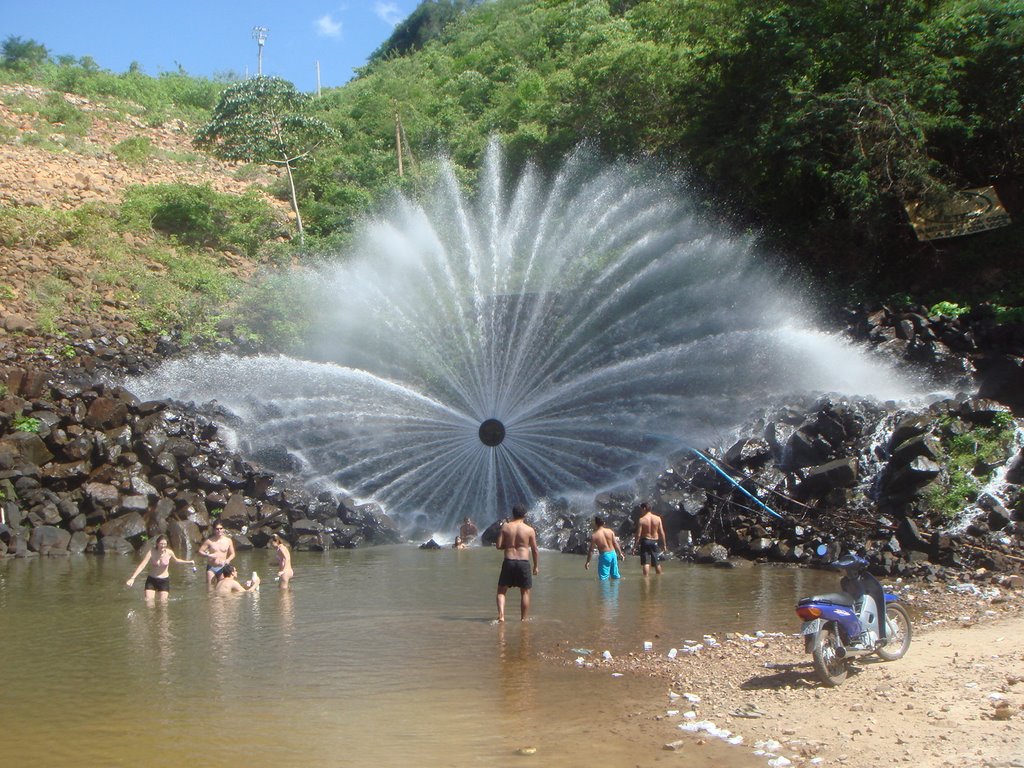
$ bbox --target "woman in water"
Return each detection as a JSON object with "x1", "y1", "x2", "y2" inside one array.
[
  {"x1": 212, "y1": 565, "x2": 261, "y2": 595},
  {"x1": 269, "y1": 533, "x2": 294, "y2": 586},
  {"x1": 126, "y1": 535, "x2": 195, "y2": 602}
]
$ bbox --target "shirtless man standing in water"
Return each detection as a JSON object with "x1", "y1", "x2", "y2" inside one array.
[
  {"x1": 585, "y1": 515, "x2": 624, "y2": 580},
  {"x1": 199, "y1": 523, "x2": 235, "y2": 585},
  {"x1": 633, "y1": 502, "x2": 667, "y2": 576},
  {"x1": 495, "y1": 504, "x2": 539, "y2": 622}
]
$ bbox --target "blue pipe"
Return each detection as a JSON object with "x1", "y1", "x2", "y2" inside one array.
[{"x1": 689, "y1": 447, "x2": 785, "y2": 520}]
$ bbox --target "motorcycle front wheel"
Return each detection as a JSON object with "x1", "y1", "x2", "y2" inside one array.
[
  {"x1": 812, "y1": 622, "x2": 848, "y2": 686},
  {"x1": 876, "y1": 603, "x2": 912, "y2": 661}
]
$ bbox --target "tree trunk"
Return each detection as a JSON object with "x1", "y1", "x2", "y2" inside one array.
[{"x1": 283, "y1": 159, "x2": 304, "y2": 245}]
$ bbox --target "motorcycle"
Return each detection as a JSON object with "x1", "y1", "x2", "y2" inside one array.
[{"x1": 796, "y1": 552, "x2": 912, "y2": 686}]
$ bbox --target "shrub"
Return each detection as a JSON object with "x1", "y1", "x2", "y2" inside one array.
[
  {"x1": 929, "y1": 301, "x2": 970, "y2": 318},
  {"x1": 0, "y1": 207, "x2": 81, "y2": 249},
  {"x1": 112, "y1": 136, "x2": 153, "y2": 165},
  {"x1": 119, "y1": 183, "x2": 284, "y2": 256},
  {"x1": 35, "y1": 92, "x2": 91, "y2": 135},
  {"x1": 12, "y1": 416, "x2": 41, "y2": 433},
  {"x1": 924, "y1": 417, "x2": 1017, "y2": 520}
]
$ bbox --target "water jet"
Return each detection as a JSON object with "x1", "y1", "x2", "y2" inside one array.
[{"x1": 131, "y1": 142, "x2": 921, "y2": 529}]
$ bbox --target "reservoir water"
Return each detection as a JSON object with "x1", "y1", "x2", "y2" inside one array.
[{"x1": 1, "y1": 546, "x2": 836, "y2": 767}]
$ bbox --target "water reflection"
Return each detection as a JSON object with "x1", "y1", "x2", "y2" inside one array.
[{"x1": 497, "y1": 622, "x2": 537, "y2": 729}]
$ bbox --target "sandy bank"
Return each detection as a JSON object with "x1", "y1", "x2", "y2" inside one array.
[{"x1": 551, "y1": 581, "x2": 1024, "y2": 767}]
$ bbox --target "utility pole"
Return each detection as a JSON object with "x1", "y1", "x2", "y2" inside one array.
[
  {"x1": 252, "y1": 26, "x2": 269, "y2": 76},
  {"x1": 316, "y1": 60, "x2": 321, "y2": 97}
]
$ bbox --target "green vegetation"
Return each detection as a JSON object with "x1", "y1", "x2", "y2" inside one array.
[
  {"x1": 2, "y1": 0, "x2": 1023, "y2": 334},
  {"x1": 12, "y1": 415, "x2": 41, "y2": 433},
  {"x1": 304, "y1": 0, "x2": 1023, "y2": 302},
  {"x1": 194, "y1": 77, "x2": 335, "y2": 243},
  {"x1": 119, "y1": 183, "x2": 285, "y2": 256},
  {"x1": 929, "y1": 301, "x2": 970, "y2": 319},
  {"x1": 924, "y1": 414, "x2": 1018, "y2": 520},
  {"x1": 112, "y1": 136, "x2": 153, "y2": 164},
  {"x1": 0, "y1": 207, "x2": 83, "y2": 249},
  {"x1": 0, "y1": 35, "x2": 224, "y2": 125}
]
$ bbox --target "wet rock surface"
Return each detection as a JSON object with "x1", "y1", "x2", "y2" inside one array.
[{"x1": 0, "y1": 357, "x2": 401, "y2": 561}]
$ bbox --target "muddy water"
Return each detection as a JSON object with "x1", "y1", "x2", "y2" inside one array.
[{"x1": 0, "y1": 546, "x2": 835, "y2": 767}]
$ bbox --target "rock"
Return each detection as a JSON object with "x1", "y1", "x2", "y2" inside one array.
[
  {"x1": 0, "y1": 432, "x2": 54, "y2": 466},
  {"x1": 28, "y1": 525, "x2": 71, "y2": 555},
  {"x1": 694, "y1": 542, "x2": 729, "y2": 563},
  {"x1": 96, "y1": 534, "x2": 133, "y2": 555},
  {"x1": 99, "y1": 511, "x2": 146, "y2": 541},
  {"x1": 83, "y1": 397, "x2": 129, "y2": 430},
  {"x1": 797, "y1": 458, "x2": 859, "y2": 497}
]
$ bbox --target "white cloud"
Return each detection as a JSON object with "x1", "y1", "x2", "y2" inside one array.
[
  {"x1": 316, "y1": 14, "x2": 343, "y2": 38},
  {"x1": 374, "y1": 2, "x2": 404, "y2": 26}
]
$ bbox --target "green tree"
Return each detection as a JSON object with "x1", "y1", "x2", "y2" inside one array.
[
  {"x1": 1, "y1": 36, "x2": 49, "y2": 70},
  {"x1": 193, "y1": 76, "x2": 333, "y2": 243},
  {"x1": 367, "y1": 0, "x2": 482, "y2": 65}
]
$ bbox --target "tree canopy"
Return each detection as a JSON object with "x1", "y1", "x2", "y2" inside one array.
[{"x1": 194, "y1": 76, "x2": 334, "y2": 242}]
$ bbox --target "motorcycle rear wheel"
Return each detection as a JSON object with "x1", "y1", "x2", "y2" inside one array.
[
  {"x1": 876, "y1": 603, "x2": 912, "y2": 661},
  {"x1": 812, "y1": 622, "x2": 848, "y2": 686}
]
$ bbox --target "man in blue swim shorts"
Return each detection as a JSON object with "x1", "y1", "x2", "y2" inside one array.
[
  {"x1": 495, "y1": 504, "x2": 540, "y2": 622},
  {"x1": 584, "y1": 515, "x2": 623, "y2": 580}
]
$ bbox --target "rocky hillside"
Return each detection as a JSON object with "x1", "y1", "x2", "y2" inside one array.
[
  {"x1": 0, "y1": 83, "x2": 287, "y2": 345},
  {"x1": 0, "y1": 85, "x2": 404, "y2": 561}
]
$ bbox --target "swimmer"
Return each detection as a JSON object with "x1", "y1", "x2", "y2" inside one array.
[
  {"x1": 199, "y1": 522, "x2": 236, "y2": 585},
  {"x1": 212, "y1": 565, "x2": 260, "y2": 595},
  {"x1": 125, "y1": 535, "x2": 195, "y2": 602},
  {"x1": 495, "y1": 504, "x2": 539, "y2": 622},
  {"x1": 584, "y1": 515, "x2": 624, "y2": 580},
  {"x1": 269, "y1": 533, "x2": 294, "y2": 587}
]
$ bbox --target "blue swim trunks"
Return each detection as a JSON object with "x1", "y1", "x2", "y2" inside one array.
[{"x1": 598, "y1": 550, "x2": 621, "y2": 580}]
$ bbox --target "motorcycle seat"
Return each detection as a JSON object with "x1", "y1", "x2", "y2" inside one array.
[{"x1": 799, "y1": 592, "x2": 856, "y2": 607}]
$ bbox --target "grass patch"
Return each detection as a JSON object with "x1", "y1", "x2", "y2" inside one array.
[
  {"x1": 0, "y1": 206, "x2": 81, "y2": 249},
  {"x1": 923, "y1": 415, "x2": 1017, "y2": 521},
  {"x1": 111, "y1": 135, "x2": 152, "y2": 164}
]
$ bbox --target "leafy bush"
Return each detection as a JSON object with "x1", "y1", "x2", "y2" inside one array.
[
  {"x1": 924, "y1": 416, "x2": 1017, "y2": 520},
  {"x1": 12, "y1": 416, "x2": 41, "y2": 433},
  {"x1": 34, "y1": 92, "x2": 91, "y2": 135},
  {"x1": 112, "y1": 136, "x2": 153, "y2": 164},
  {"x1": 119, "y1": 183, "x2": 284, "y2": 256},
  {"x1": 230, "y1": 269, "x2": 317, "y2": 350},
  {"x1": 929, "y1": 301, "x2": 970, "y2": 318}
]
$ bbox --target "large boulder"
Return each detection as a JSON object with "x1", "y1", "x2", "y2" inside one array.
[
  {"x1": 796, "y1": 458, "x2": 859, "y2": 498},
  {"x1": 28, "y1": 525, "x2": 71, "y2": 555}
]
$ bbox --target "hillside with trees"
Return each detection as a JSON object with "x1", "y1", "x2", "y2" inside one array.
[{"x1": 1, "y1": 0, "x2": 1022, "y2": 341}]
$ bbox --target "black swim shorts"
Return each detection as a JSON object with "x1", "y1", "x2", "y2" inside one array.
[
  {"x1": 498, "y1": 559, "x2": 532, "y2": 589},
  {"x1": 639, "y1": 538, "x2": 660, "y2": 565},
  {"x1": 144, "y1": 575, "x2": 170, "y2": 593}
]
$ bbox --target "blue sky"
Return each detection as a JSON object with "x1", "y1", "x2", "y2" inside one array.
[{"x1": 1, "y1": 1, "x2": 422, "y2": 92}]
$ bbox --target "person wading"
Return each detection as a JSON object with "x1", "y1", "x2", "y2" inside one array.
[
  {"x1": 633, "y1": 502, "x2": 667, "y2": 576},
  {"x1": 495, "y1": 504, "x2": 539, "y2": 622},
  {"x1": 585, "y1": 515, "x2": 624, "y2": 580}
]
